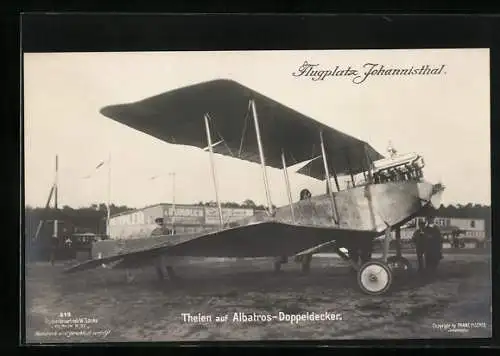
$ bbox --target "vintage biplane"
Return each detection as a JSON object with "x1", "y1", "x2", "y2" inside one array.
[{"x1": 65, "y1": 79, "x2": 444, "y2": 295}]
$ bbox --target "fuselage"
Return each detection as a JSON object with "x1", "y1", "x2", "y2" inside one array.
[
  {"x1": 230, "y1": 179, "x2": 442, "y2": 235},
  {"x1": 90, "y1": 150, "x2": 443, "y2": 259}
]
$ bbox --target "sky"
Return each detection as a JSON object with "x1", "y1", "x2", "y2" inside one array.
[{"x1": 23, "y1": 49, "x2": 491, "y2": 208}]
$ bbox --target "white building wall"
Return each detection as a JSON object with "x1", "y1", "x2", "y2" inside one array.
[
  {"x1": 108, "y1": 203, "x2": 255, "y2": 240},
  {"x1": 109, "y1": 204, "x2": 163, "y2": 240}
]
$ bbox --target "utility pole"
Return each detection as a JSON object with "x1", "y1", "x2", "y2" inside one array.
[
  {"x1": 106, "y1": 153, "x2": 111, "y2": 237},
  {"x1": 53, "y1": 155, "x2": 59, "y2": 239},
  {"x1": 169, "y1": 172, "x2": 176, "y2": 234}
]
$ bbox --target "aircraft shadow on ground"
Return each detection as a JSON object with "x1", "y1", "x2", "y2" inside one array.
[{"x1": 63, "y1": 259, "x2": 489, "y2": 297}]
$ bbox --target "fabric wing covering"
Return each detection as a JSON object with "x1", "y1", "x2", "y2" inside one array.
[
  {"x1": 64, "y1": 221, "x2": 378, "y2": 273},
  {"x1": 100, "y1": 79, "x2": 383, "y2": 180}
]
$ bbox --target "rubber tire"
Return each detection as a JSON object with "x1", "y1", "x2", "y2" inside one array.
[{"x1": 357, "y1": 260, "x2": 393, "y2": 296}]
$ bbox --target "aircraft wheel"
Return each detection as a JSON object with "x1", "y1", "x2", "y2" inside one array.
[
  {"x1": 387, "y1": 256, "x2": 412, "y2": 275},
  {"x1": 357, "y1": 261, "x2": 393, "y2": 296}
]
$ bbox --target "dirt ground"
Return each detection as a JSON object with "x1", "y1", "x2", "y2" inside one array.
[{"x1": 24, "y1": 249, "x2": 492, "y2": 343}]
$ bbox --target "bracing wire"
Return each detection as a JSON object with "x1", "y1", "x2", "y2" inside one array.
[
  {"x1": 204, "y1": 99, "x2": 258, "y2": 164},
  {"x1": 238, "y1": 100, "x2": 252, "y2": 158},
  {"x1": 206, "y1": 113, "x2": 235, "y2": 158},
  {"x1": 308, "y1": 144, "x2": 316, "y2": 176}
]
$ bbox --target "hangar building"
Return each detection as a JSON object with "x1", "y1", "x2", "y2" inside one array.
[{"x1": 108, "y1": 203, "x2": 254, "y2": 240}]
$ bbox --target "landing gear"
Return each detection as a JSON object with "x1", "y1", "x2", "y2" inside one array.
[
  {"x1": 352, "y1": 229, "x2": 395, "y2": 296},
  {"x1": 300, "y1": 254, "x2": 312, "y2": 273},
  {"x1": 291, "y1": 226, "x2": 411, "y2": 296},
  {"x1": 273, "y1": 260, "x2": 281, "y2": 272},
  {"x1": 386, "y1": 256, "x2": 412, "y2": 274},
  {"x1": 273, "y1": 256, "x2": 288, "y2": 272},
  {"x1": 357, "y1": 260, "x2": 393, "y2": 295},
  {"x1": 386, "y1": 227, "x2": 413, "y2": 276},
  {"x1": 293, "y1": 254, "x2": 312, "y2": 273},
  {"x1": 348, "y1": 226, "x2": 411, "y2": 295}
]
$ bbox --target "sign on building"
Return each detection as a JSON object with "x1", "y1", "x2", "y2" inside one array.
[
  {"x1": 109, "y1": 204, "x2": 164, "y2": 239},
  {"x1": 163, "y1": 205, "x2": 205, "y2": 225},
  {"x1": 204, "y1": 207, "x2": 254, "y2": 225}
]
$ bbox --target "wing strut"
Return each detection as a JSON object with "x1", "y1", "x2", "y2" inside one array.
[
  {"x1": 204, "y1": 114, "x2": 224, "y2": 228},
  {"x1": 281, "y1": 150, "x2": 296, "y2": 223},
  {"x1": 363, "y1": 144, "x2": 374, "y2": 184},
  {"x1": 250, "y1": 99, "x2": 274, "y2": 216},
  {"x1": 320, "y1": 131, "x2": 339, "y2": 224}
]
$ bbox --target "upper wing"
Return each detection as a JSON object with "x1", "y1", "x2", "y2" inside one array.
[
  {"x1": 100, "y1": 79, "x2": 383, "y2": 178},
  {"x1": 64, "y1": 221, "x2": 377, "y2": 273}
]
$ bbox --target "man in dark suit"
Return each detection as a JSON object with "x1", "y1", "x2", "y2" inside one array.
[
  {"x1": 151, "y1": 217, "x2": 170, "y2": 237},
  {"x1": 150, "y1": 217, "x2": 176, "y2": 281},
  {"x1": 423, "y1": 216, "x2": 443, "y2": 273},
  {"x1": 412, "y1": 220, "x2": 427, "y2": 273}
]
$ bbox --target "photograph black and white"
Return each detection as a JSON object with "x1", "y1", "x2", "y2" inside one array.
[{"x1": 23, "y1": 49, "x2": 492, "y2": 342}]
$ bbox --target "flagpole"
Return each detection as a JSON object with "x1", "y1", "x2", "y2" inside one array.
[
  {"x1": 53, "y1": 154, "x2": 59, "y2": 239},
  {"x1": 106, "y1": 153, "x2": 111, "y2": 237},
  {"x1": 54, "y1": 155, "x2": 58, "y2": 209},
  {"x1": 170, "y1": 172, "x2": 176, "y2": 235}
]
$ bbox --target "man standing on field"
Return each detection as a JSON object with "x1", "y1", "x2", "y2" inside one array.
[{"x1": 151, "y1": 217, "x2": 177, "y2": 281}]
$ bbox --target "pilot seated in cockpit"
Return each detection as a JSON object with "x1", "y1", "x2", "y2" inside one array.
[{"x1": 299, "y1": 189, "x2": 312, "y2": 201}]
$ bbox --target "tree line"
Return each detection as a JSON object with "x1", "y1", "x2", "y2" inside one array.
[
  {"x1": 196, "y1": 199, "x2": 274, "y2": 211},
  {"x1": 432, "y1": 203, "x2": 490, "y2": 219}
]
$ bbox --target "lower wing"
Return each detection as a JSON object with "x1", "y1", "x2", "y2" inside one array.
[{"x1": 64, "y1": 221, "x2": 377, "y2": 274}]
